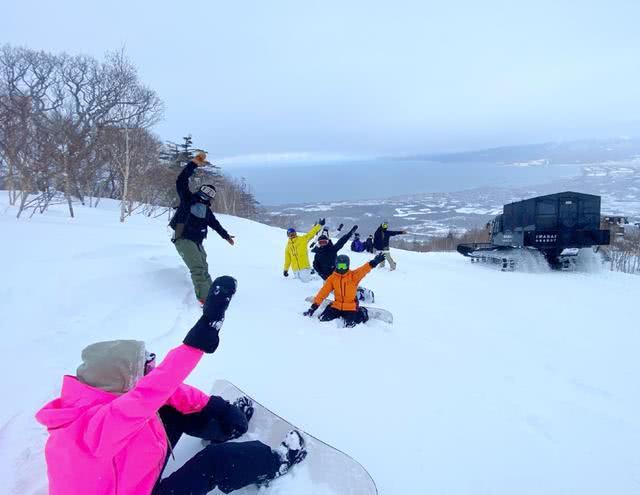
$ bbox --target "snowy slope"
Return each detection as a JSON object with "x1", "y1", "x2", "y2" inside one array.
[{"x1": 1, "y1": 194, "x2": 640, "y2": 495}]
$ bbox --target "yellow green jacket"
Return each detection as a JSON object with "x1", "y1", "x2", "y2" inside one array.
[{"x1": 284, "y1": 224, "x2": 321, "y2": 272}]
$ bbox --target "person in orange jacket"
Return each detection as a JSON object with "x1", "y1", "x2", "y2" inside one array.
[{"x1": 303, "y1": 253, "x2": 385, "y2": 327}]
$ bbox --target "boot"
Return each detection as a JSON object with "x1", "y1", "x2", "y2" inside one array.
[{"x1": 274, "y1": 430, "x2": 307, "y2": 476}]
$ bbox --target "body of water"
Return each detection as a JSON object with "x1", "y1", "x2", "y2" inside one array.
[{"x1": 224, "y1": 159, "x2": 583, "y2": 205}]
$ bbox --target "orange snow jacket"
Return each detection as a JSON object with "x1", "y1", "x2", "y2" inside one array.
[{"x1": 313, "y1": 262, "x2": 372, "y2": 311}]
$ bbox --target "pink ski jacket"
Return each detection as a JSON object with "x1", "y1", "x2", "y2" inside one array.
[{"x1": 35, "y1": 344, "x2": 210, "y2": 495}]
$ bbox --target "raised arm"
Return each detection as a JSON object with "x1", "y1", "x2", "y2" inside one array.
[
  {"x1": 335, "y1": 226, "x2": 357, "y2": 251},
  {"x1": 352, "y1": 262, "x2": 373, "y2": 284},
  {"x1": 387, "y1": 230, "x2": 405, "y2": 237},
  {"x1": 302, "y1": 223, "x2": 322, "y2": 242},
  {"x1": 83, "y1": 344, "x2": 204, "y2": 457},
  {"x1": 176, "y1": 161, "x2": 198, "y2": 203},
  {"x1": 83, "y1": 276, "x2": 236, "y2": 457}
]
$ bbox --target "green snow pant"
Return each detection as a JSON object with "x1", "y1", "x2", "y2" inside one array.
[{"x1": 174, "y1": 238, "x2": 213, "y2": 301}]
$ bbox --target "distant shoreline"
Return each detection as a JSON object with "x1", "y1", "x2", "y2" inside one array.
[{"x1": 226, "y1": 159, "x2": 584, "y2": 205}]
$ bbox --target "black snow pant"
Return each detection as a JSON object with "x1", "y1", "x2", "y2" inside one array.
[
  {"x1": 153, "y1": 406, "x2": 281, "y2": 495},
  {"x1": 319, "y1": 305, "x2": 369, "y2": 327}
]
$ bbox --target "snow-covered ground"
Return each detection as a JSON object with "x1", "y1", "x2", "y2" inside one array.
[{"x1": 1, "y1": 194, "x2": 640, "y2": 494}]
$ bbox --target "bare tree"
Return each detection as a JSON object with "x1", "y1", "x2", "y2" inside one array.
[
  {"x1": 0, "y1": 45, "x2": 261, "y2": 224},
  {"x1": 604, "y1": 232, "x2": 640, "y2": 274},
  {"x1": 92, "y1": 50, "x2": 162, "y2": 221},
  {"x1": 0, "y1": 46, "x2": 63, "y2": 215}
]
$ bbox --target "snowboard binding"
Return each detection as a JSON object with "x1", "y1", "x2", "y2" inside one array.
[
  {"x1": 233, "y1": 396, "x2": 255, "y2": 422},
  {"x1": 276, "y1": 430, "x2": 307, "y2": 476}
]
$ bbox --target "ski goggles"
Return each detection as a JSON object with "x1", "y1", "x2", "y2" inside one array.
[
  {"x1": 144, "y1": 352, "x2": 156, "y2": 374},
  {"x1": 318, "y1": 238, "x2": 330, "y2": 246},
  {"x1": 199, "y1": 185, "x2": 216, "y2": 200},
  {"x1": 336, "y1": 262, "x2": 349, "y2": 271}
]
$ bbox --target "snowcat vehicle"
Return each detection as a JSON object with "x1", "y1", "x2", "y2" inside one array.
[{"x1": 457, "y1": 192, "x2": 610, "y2": 270}]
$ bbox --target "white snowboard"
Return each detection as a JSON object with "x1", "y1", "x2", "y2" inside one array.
[
  {"x1": 304, "y1": 297, "x2": 393, "y2": 325},
  {"x1": 208, "y1": 380, "x2": 378, "y2": 495}
]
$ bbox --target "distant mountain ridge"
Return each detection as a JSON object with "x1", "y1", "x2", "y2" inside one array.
[
  {"x1": 261, "y1": 162, "x2": 640, "y2": 240},
  {"x1": 397, "y1": 137, "x2": 640, "y2": 165}
]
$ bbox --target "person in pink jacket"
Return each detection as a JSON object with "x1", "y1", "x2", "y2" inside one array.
[{"x1": 36, "y1": 276, "x2": 307, "y2": 495}]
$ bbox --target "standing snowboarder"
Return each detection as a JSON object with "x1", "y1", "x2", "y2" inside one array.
[
  {"x1": 312, "y1": 225, "x2": 358, "y2": 280},
  {"x1": 170, "y1": 151, "x2": 235, "y2": 304},
  {"x1": 373, "y1": 221, "x2": 406, "y2": 271},
  {"x1": 364, "y1": 234, "x2": 374, "y2": 253},
  {"x1": 304, "y1": 253, "x2": 385, "y2": 327},
  {"x1": 36, "y1": 276, "x2": 307, "y2": 495},
  {"x1": 350, "y1": 233, "x2": 365, "y2": 253},
  {"x1": 284, "y1": 219, "x2": 324, "y2": 282}
]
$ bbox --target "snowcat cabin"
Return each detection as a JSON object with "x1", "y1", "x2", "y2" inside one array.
[
  {"x1": 488, "y1": 214, "x2": 503, "y2": 242},
  {"x1": 496, "y1": 193, "x2": 610, "y2": 262},
  {"x1": 457, "y1": 191, "x2": 611, "y2": 270}
]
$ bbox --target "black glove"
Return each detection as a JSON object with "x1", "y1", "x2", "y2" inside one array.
[
  {"x1": 283, "y1": 270, "x2": 289, "y2": 277},
  {"x1": 369, "y1": 253, "x2": 386, "y2": 268},
  {"x1": 198, "y1": 395, "x2": 249, "y2": 441},
  {"x1": 183, "y1": 276, "x2": 237, "y2": 353},
  {"x1": 202, "y1": 395, "x2": 229, "y2": 421},
  {"x1": 350, "y1": 225, "x2": 358, "y2": 234},
  {"x1": 303, "y1": 303, "x2": 319, "y2": 317},
  {"x1": 318, "y1": 218, "x2": 326, "y2": 226}
]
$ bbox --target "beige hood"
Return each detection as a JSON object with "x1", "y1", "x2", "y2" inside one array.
[{"x1": 76, "y1": 340, "x2": 147, "y2": 393}]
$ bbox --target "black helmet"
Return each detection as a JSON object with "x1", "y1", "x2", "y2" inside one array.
[
  {"x1": 317, "y1": 235, "x2": 330, "y2": 247},
  {"x1": 335, "y1": 254, "x2": 350, "y2": 274},
  {"x1": 197, "y1": 184, "x2": 216, "y2": 203}
]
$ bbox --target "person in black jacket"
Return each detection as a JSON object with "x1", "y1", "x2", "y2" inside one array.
[
  {"x1": 170, "y1": 151, "x2": 235, "y2": 304},
  {"x1": 373, "y1": 221, "x2": 406, "y2": 271},
  {"x1": 364, "y1": 235, "x2": 374, "y2": 253},
  {"x1": 312, "y1": 225, "x2": 358, "y2": 280}
]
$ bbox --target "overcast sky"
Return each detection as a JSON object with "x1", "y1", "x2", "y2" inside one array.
[{"x1": 3, "y1": 0, "x2": 640, "y2": 158}]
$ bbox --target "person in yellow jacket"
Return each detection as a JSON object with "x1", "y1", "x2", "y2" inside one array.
[{"x1": 283, "y1": 219, "x2": 324, "y2": 282}]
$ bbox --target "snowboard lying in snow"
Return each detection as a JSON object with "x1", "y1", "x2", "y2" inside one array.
[
  {"x1": 304, "y1": 296, "x2": 393, "y2": 325},
  {"x1": 209, "y1": 380, "x2": 378, "y2": 495}
]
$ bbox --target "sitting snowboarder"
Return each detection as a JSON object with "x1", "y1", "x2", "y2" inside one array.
[
  {"x1": 284, "y1": 219, "x2": 324, "y2": 282},
  {"x1": 36, "y1": 276, "x2": 306, "y2": 495},
  {"x1": 304, "y1": 253, "x2": 385, "y2": 327},
  {"x1": 364, "y1": 234, "x2": 374, "y2": 253},
  {"x1": 350, "y1": 233, "x2": 365, "y2": 253},
  {"x1": 313, "y1": 225, "x2": 358, "y2": 280},
  {"x1": 351, "y1": 232, "x2": 364, "y2": 253}
]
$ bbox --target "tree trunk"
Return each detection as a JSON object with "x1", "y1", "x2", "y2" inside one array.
[
  {"x1": 16, "y1": 177, "x2": 29, "y2": 219},
  {"x1": 120, "y1": 128, "x2": 130, "y2": 223},
  {"x1": 64, "y1": 156, "x2": 75, "y2": 218},
  {"x1": 7, "y1": 158, "x2": 16, "y2": 206}
]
